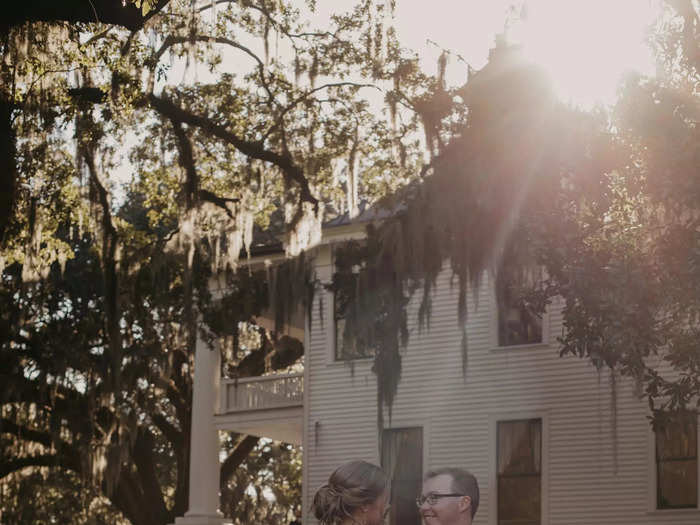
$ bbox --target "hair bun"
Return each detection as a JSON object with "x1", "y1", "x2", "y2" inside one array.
[
  {"x1": 312, "y1": 483, "x2": 346, "y2": 524},
  {"x1": 311, "y1": 461, "x2": 387, "y2": 524}
]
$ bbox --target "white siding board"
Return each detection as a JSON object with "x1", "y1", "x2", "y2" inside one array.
[
  {"x1": 304, "y1": 262, "x2": 700, "y2": 524},
  {"x1": 305, "y1": 251, "x2": 380, "y2": 517}
]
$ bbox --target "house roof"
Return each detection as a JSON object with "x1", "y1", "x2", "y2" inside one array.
[
  {"x1": 247, "y1": 195, "x2": 408, "y2": 258},
  {"x1": 322, "y1": 199, "x2": 400, "y2": 228}
]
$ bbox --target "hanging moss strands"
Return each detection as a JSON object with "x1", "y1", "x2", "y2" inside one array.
[
  {"x1": 201, "y1": 251, "x2": 314, "y2": 381},
  {"x1": 330, "y1": 43, "x2": 623, "y2": 439}
]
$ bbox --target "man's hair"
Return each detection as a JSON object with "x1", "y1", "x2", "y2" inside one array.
[{"x1": 425, "y1": 467, "x2": 480, "y2": 519}]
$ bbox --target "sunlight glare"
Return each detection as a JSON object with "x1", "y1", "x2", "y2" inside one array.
[
  {"x1": 395, "y1": 0, "x2": 517, "y2": 84},
  {"x1": 509, "y1": 0, "x2": 657, "y2": 107}
]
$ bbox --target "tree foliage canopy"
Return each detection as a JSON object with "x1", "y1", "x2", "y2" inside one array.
[
  {"x1": 0, "y1": 0, "x2": 431, "y2": 523},
  {"x1": 1, "y1": 0, "x2": 699, "y2": 522},
  {"x1": 330, "y1": 1, "x2": 699, "y2": 436}
]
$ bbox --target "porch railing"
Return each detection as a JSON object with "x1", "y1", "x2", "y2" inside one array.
[{"x1": 220, "y1": 372, "x2": 303, "y2": 413}]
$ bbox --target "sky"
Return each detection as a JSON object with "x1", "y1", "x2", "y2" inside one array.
[
  {"x1": 393, "y1": 0, "x2": 517, "y2": 75},
  {"x1": 392, "y1": 0, "x2": 656, "y2": 104},
  {"x1": 112, "y1": 0, "x2": 659, "y2": 195},
  {"x1": 175, "y1": 1, "x2": 517, "y2": 87},
  {"x1": 173, "y1": 0, "x2": 657, "y2": 111}
]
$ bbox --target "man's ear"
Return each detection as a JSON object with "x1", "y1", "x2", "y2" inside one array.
[{"x1": 458, "y1": 495, "x2": 472, "y2": 514}]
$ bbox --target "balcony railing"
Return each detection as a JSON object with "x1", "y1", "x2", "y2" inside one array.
[{"x1": 220, "y1": 372, "x2": 303, "y2": 413}]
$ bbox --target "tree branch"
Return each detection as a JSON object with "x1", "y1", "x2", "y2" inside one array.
[
  {"x1": 220, "y1": 435, "x2": 259, "y2": 489},
  {"x1": 0, "y1": 421, "x2": 82, "y2": 478},
  {"x1": 152, "y1": 375, "x2": 188, "y2": 425},
  {"x1": 148, "y1": 34, "x2": 274, "y2": 101},
  {"x1": 68, "y1": 86, "x2": 107, "y2": 104},
  {"x1": 0, "y1": 454, "x2": 61, "y2": 479},
  {"x1": 0, "y1": 374, "x2": 88, "y2": 413},
  {"x1": 263, "y1": 82, "x2": 379, "y2": 141},
  {"x1": 151, "y1": 412, "x2": 183, "y2": 452},
  {"x1": 169, "y1": 119, "x2": 199, "y2": 210},
  {"x1": 153, "y1": 34, "x2": 266, "y2": 73},
  {"x1": 0, "y1": 418, "x2": 52, "y2": 447},
  {"x1": 0, "y1": 96, "x2": 16, "y2": 247},
  {"x1": 111, "y1": 469, "x2": 153, "y2": 525},
  {"x1": 199, "y1": 189, "x2": 239, "y2": 218},
  {"x1": 1, "y1": 0, "x2": 171, "y2": 35},
  {"x1": 132, "y1": 428, "x2": 169, "y2": 523},
  {"x1": 235, "y1": 334, "x2": 303, "y2": 377},
  {"x1": 82, "y1": 26, "x2": 114, "y2": 46},
  {"x1": 196, "y1": 0, "x2": 235, "y2": 13},
  {"x1": 150, "y1": 410, "x2": 188, "y2": 517},
  {"x1": 82, "y1": 146, "x2": 122, "y2": 393},
  {"x1": 148, "y1": 93, "x2": 318, "y2": 210}
]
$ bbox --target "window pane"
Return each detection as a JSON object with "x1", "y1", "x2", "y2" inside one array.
[
  {"x1": 382, "y1": 428, "x2": 423, "y2": 525},
  {"x1": 656, "y1": 418, "x2": 697, "y2": 460},
  {"x1": 334, "y1": 281, "x2": 374, "y2": 360},
  {"x1": 498, "y1": 419, "x2": 542, "y2": 525},
  {"x1": 496, "y1": 269, "x2": 543, "y2": 347},
  {"x1": 658, "y1": 459, "x2": 698, "y2": 508},
  {"x1": 655, "y1": 414, "x2": 698, "y2": 509},
  {"x1": 498, "y1": 420, "x2": 542, "y2": 475},
  {"x1": 334, "y1": 315, "x2": 347, "y2": 360},
  {"x1": 498, "y1": 476, "x2": 541, "y2": 525}
]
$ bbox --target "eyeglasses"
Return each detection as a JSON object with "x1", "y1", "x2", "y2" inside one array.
[{"x1": 415, "y1": 493, "x2": 466, "y2": 507}]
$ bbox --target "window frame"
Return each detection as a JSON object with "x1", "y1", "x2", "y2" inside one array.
[
  {"x1": 333, "y1": 286, "x2": 375, "y2": 362},
  {"x1": 330, "y1": 245, "x2": 375, "y2": 362},
  {"x1": 490, "y1": 271, "x2": 550, "y2": 350},
  {"x1": 489, "y1": 411, "x2": 549, "y2": 525},
  {"x1": 648, "y1": 412, "x2": 700, "y2": 515}
]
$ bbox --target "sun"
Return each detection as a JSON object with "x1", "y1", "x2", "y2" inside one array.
[{"x1": 507, "y1": 0, "x2": 658, "y2": 108}]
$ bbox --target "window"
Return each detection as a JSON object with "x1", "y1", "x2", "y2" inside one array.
[
  {"x1": 334, "y1": 295, "x2": 374, "y2": 360},
  {"x1": 497, "y1": 419, "x2": 542, "y2": 525},
  {"x1": 333, "y1": 270, "x2": 375, "y2": 361},
  {"x1": 382, "y1": 427, "x2": 423, "y2": 525},
  {"x1": 655, "y1": 413, "x2": 698, "y2": 509},
  {"x1": 331, "y1": 242, "x2": 377, "y2": 360},
  {"x1": 495, "y1": 267, "x2": 544, "y2": 347}
]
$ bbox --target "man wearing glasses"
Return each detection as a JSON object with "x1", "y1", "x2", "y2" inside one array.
[{"x1": 416, "y1": 467, "x2": 480, "y2": 525}]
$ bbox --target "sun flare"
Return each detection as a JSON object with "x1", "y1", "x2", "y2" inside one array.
[{"x1": 508, "y1": 0, "x2": 658, "y2": 107}]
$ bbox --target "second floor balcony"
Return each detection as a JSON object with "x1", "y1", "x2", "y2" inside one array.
[
  {"x1": 219, "y1": 372, "x2": 303, "y2": 413},
  {"x1": 215, "y1": 371, "x2": 303, "y2": 445}
]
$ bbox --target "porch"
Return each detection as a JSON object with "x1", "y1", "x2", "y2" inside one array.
[{"x1": 214, "y1": 371, "x2": 304, "y2": 445}]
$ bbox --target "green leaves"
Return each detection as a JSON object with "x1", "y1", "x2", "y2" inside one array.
[
  {"x1": 1, "y1": 2, "x2": 435, "y2": 519},
  {"x1": 133, "y1": 0, "x2": 157, "y2": 16}
]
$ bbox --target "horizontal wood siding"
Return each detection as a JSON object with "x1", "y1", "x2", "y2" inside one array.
[
  {"x1": 305, "y1": 249, "x2": 379, "y2": 521},
  {"x1": 305, "y1": 259, "x2": 700, "y2": 525}
]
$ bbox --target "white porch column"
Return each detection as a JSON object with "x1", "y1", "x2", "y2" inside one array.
[{"x1": 172, "y1": 323, "x2": 231, "y2": 525}]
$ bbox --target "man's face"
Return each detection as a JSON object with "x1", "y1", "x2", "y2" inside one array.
[{"x1": 418, "y1": 474, "x2": 471, "y2": 525}]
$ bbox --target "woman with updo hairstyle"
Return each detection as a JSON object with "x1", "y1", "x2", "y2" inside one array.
[{"x1": 312, "y1": 460, "x2": 389, "y2": 525}]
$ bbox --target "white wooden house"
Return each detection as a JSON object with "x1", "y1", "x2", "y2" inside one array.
[{"x1": 171, "y1": 214, "x2": 700, "y2": 525}]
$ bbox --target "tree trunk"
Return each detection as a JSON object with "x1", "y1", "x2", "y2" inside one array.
[
  {"x1": 0, "y1": 95, "x2": 16, "y2": 247},
  {"x1": 1, "y1": 0, "x2": 171, "y2": 34}
]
